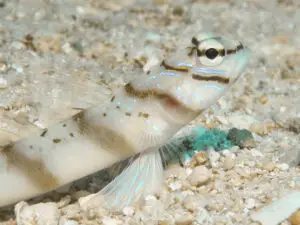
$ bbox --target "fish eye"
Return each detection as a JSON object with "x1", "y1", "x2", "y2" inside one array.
[
  {"x1": 198, "y1": 39, "x2": 224, "y2": 67},
  {"x1": 205, "y1": 48, "x2": 218, "y2": 59}
]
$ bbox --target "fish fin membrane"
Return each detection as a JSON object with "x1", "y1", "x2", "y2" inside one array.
[{"x1": 101, "y1": 148, "x2": 164, "y2": 211}]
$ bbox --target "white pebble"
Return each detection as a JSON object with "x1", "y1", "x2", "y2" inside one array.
[
  {"x1": 207, "y1": 147, "x2": 220, "y2": 167},
  {"x1": 0, "y1": 77, "x2": 7, "y2": 89},
  {"x1": 59, "y1": 219, "x2": 78, "y2": 225},
  {"x1": 223, "y1": 156, "x2": 235, "y2": 170},
  {"x1": 183, "y1": 195, "x2": 208, "y2": 212},
  {"x1": 277, "y1": 163, "x2": 289, "y2": 171},
  {"x1": 246, "y1": 198, "x2": 256, "y2": 209},
  {"x1": 102, "y1": 216, "x2": 119, "y2": 225},
  {"x1": 123, "y1": 206, "x2": 135, "y2": 216},
  {"x1": 15, "y1": 201, "x2": 60, "y2": 225},
  {"x1": 185, "y1": 167, "x2": 193, "y2": 176},
  {"x1": 144, "y1": 195, "x2": 157, "y2": 201},
  {"x1": 187, "y1": 165, "x2": 211, "y2": 187},
  {"x1": 196, "y1": 207, "x2": 212, "y2": 224},
  {"x1": 221, "y1": 149, "x2": 231, "y2": 156},
  {"x1": 175, "y1": 213, "x2": 194, "y2": 225},
  {"x1": 11, "y1": 64, "x2": 23, "y2": 73},
  {"x1": 251, "y1": 149, "x2": 264, "y2": 157},
  {"x1": 11, "y1": 41, "x2": 26, "y2": 50},
  {"x1": 169, "y1": 181, "x2": 182, "y2": 191}
]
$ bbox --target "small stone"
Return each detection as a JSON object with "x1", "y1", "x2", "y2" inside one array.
[
  {"x1": 259, "y1": 95, "x2": 269, "y2": 104},
  {"x1": 221, "y1": 149, "x2": 231, "y2": 156},
  {"x1": 245, "y1": 198, "x2": 256, "y2": 209},
  {"x1": 168, "y1": 181, "x2": 183, "y2": 191},
  {"x1": 0, "y1": 62, "x2": 8, "y2": 72},
  {"x1": 158, "y1": 221, "x2": 169, "y2": 225},
  {"x1": 227, "y1": 115, "x2": 258, "y2": 130},
  {"x1": 187, "y1": 166, "x2": 211, "y2": 187},
  {"x1": 286, "y1": 118, "x2": 300, "y2": 133},
  {"x1": 223, "y1": 155, "x2": 235, "y2": 170},
  {"x1": 38, "y1": 36, "x2": 61, "y2": 53},
  {"x1": 11, "y1": 41, "x2": 26, "y2": 50},
  {"x1": 195, "y1": 207, "x2": 212, "y2": 224},
  {"x1": 34, "y1": 9, "x2": 46, "y2": 20},
  {"x1": 164, "y1": 165, "x2": 187, "y2": 180},
  {"x1": 0, "y1": 77, "x2": 7, "y2": 89},
  {"x1": 173, "y1": 6, "x2": 184, "y2": 16},
  {"x1": 11, "y1": 64, "x2": 23, "y2": 73},
  {"x1": 59, "y1": 219, "x2": 78, "y2": 225},
  {"x1": 227, "y1": 128, "x2": 255, "y2": 148},
  {"x1": 263, "y1": 161, "x2": 276, "y2": 171},
  {"x1": 190, "y1": 151, "x2": 207, "y2": 167},
  {"x1": 123, "y1": 206, "x2": 135, "y2": 216},
  {"x1": 175, "y1": 213, "x2": 194, "y2": 225},
  {"x1": 102, "y1": 217, "x2": 120, "y2": 225},
  {"x1": 289, "y1": 210, "x2": 300, "y2": 225},
  {"x1": 277, "y1": 163, "x2": 289, "y2": 171},
  {"x1": 15, "y1": 201, "x2": 60, "y2": 225},
  {"x1": 62, "y1": 42, "x2": 78, "y2": 55},
  {"x1": 71, "y1": 190, "x2": 91, "y2": 200},
  {"x1": 207, "y1": 147, "x2": 220, "y2": 167},
  {"x1": 284, "y1": 52, "x2": 300, "y2": 79},
  {"x1": 60, "y1": 204, "x2": 81, "y2": 219},
  {"x1": 57, "y1": 195, "x2": 71, "y2": 208},
  {"x1": 249, "y1": 120, "x2": 276, "y2": 136},
  {"x1": 183, "y1": 195, "x2": 208, "y2": 212}
]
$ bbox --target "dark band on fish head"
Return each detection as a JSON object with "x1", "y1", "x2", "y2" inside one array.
[
  {"x1": 160, "y1": 60, "x2": 189, "y2": 72},
  {"x1": 192, "y1": 74, "x2": 230, "y2": 84}
]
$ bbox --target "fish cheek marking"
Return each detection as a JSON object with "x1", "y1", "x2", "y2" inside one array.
[{"x1": 1, "y1": 144, "x2": 59, "y2": 190}]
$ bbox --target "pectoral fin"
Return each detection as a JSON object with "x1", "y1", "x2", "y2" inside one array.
[{"x1": 79, "y1": 148, "x2": 164, "y2": 211}]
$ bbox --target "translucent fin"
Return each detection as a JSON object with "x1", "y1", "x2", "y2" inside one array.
[
  {"x1": 80, "y1": 148, "x2": 164, "y2": 212},
  {"x1": 101, "y1": 148, "x2": 164, "y2": 211}
]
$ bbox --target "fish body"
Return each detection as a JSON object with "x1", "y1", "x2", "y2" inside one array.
[{"x1": 0, "y1": 33, "x2": 250, "y2": 210}]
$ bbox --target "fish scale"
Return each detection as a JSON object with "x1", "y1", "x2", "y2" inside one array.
[{"x1": 0, "y1": 33, "x2": 250, "y2": 211}]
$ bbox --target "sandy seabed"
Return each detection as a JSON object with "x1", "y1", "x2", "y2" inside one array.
[{"x1": 0, "y1": 0, "x2": 300, "y2": 224}]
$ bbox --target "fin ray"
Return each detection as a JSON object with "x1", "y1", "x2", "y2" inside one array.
[{"x1": 100, "y1": 148, "x2": 164, "y2": 211}]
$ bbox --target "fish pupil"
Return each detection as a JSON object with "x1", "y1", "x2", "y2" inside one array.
[{"x1": 205, "y1": 48, "x2": 218, "y2": 59}]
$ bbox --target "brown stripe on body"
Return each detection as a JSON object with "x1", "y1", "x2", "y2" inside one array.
[
  {"x1": 71, "y1": 108, "x2": 137, "y2": 156},
  {"x1": 160, "y1": 60, "x2": 189, "y2": 72},
  {"x1": 192, "y1": 74, "x2": 230, "y2": 84},
  {"x1": 124, "y1": 83, "x2": 200, "y2": 114},
  {"x1": 1, "y1": 143, "x2": 59, "y2": 190}
]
